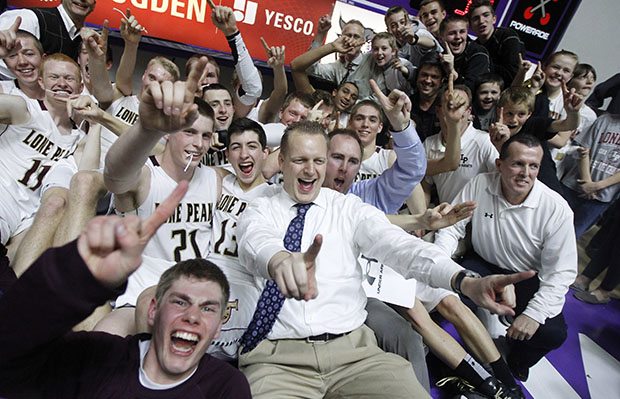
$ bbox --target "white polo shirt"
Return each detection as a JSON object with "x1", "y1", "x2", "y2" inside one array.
[
  {"x1": 435, "y1": 172, "x2": 577, "y2": 324},
  {"x1": 424, "y1": 123, "x2": 498, "y2": 203}
]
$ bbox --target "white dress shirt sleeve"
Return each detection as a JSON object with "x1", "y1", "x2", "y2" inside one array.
[
  {"x1": 352, "y1": 205, "x2": 463, "y2": 291},
  {"x1": 523, "y1": 208, "x2": 578, "y2": 324}
]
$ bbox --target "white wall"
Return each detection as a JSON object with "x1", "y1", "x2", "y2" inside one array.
[{"x1": 557, "y1": 0, "x2": 620, "y2": 84}]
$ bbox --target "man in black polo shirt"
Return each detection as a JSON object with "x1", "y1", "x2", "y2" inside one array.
[
  {"x1": 439, "y1": 14, "x2": 490, "y2": 93},
  {"x1": 468, "y1": 0, "x2": 524, "y2": 87}
]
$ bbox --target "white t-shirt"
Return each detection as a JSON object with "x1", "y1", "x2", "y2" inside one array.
[{"x1": 424, "y1": 124, "x2": 498, "y2": 203}]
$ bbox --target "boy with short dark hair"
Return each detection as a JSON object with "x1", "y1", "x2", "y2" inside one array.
[
  {"x1": 490, "y1": 86, "x2": 582, "y2": 195},
  {"x1": 472, "y1": 73, "x2": 504, "y2": 131},
  {"x1": 468, "y1": 0, "x2": 524, "y2": 86}
]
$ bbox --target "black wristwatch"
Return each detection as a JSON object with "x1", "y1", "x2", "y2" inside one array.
[{"x1": 452, "y1": 270, "x2": 481, "y2": 295}]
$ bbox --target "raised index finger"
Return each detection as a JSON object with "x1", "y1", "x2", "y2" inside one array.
[
  {"x1": 185, "y1": 56, "x2": 207, "y2": 102},
  {"x1": 141, "y1": 181, "x2": 189, "y2": 240},
  {"x1": 126, "y1": 8, "x2": 131, "y2": 18},
  {"x1": 448, "y1": 72, "x2": 454, "y2": 93},
  {"x1": 260, "y1": 37, "x2": 270, "y2": 52},
  {"x1": 370, "y1": 79, "x2": 389, "y2": 108},
  {"x1": 101, "y1": 19, "x2": 109, "y2": 45},
  {"x1": 9, "y1": 16, "x2": 22, "y2": 33},
  {"x1": 497, "y1": 106, "x2": 503, "y2": 124},
  {"x1": 206, "y1": 0, "x2": 216, "y2": 9},
  {"x1": 303, "y1": 234, "x2": 323, "y2": 264}
]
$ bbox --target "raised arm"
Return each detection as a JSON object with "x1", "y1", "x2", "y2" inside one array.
[
  {"x1": 310, "y1": 14, "x2": 331, "y2": 50},
  {"x1": 81, "y1": 23, "x2": 117, "y2": 109},
  {"x1": 0, "y1": 17, "x2": 22, "y2": 59},
  {"x1": 350, "y1": 80, "x2": 426, "y2": 213},
  {"x1": 209, "y1": 1, "x2": 262, "y2": 117},
  {"x1": 115, "y1": 9, "x2": 143, "y2": 97},
  {"x1": 427, "y1": 75, "x2": 466, "y2": 175},
  {"x1": 290, "y1": 35, "x2": 361, "y2": 76},
  {"x1": 104, "y1": 57, "x2": 206, "y2": 206},
  {"x1": 257, "y1": 38, "x2": 288, "y2": 123},
  {"x1": 547, "y1": 82, "x2": 583, "y2": 146},
  {"x1": 0, "y1": 184, "x2": 187, "y2": 395}
]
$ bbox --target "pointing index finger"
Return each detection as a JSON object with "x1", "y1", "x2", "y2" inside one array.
[
  {"x1": 9, "y1": 16, "x2": 21, "y2": 33},
  {"x1": 303, "y1": 234, "x2": 323, "y2": 264},
  {"x1": 206, "y1": 0, "x2": 216, "y2": 9},
  {"x1": 141, "y1": 181, "x2": 189, "y2": 240},
  {"x1": 448, "y1": 72, "x2": 454, "y2": 94},
  {"x1": 102, "y1": 19, "x2": 109, "y2": 45},
  {"x1": 370, "y1": 79, "x2": 388, "y2": 107},
  {"x1": 312, "y1": 100, "x2": 324, "y2": 111},
  {"x1": 186, "y1": 56, "x2": 207, "y2": 100},
  {"x1": 497, "y1": 106, "x2": 503, "y2": 124},
  {"x1": 260, "y1": 37, "x2": 271, "y2": 54},
  {"x1": 126, "y1": 8, "x2": 131, "y2": 18}
]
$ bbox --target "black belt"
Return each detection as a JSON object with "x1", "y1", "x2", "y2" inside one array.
[{"x1": 305, "y1": 332, "x2": 349, "y2": 342}]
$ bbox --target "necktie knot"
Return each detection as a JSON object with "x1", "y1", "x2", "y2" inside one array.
[{"x1": 295, "y1": 203, "x2": 313, "y2": 216}]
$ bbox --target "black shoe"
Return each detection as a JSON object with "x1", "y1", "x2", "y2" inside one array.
[
  {"x1": 478, "y1": 376, "x2": 526, "y2": 399},
  {"x1": 508, "y1": 360, "x2": 529, "y2": 382},
  {"x1": 507, "y1": 385, "x2": 525, "y2": 399}
]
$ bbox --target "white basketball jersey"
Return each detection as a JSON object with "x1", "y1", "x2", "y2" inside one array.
[
  {"x1": 207, "y1": 174, "x2": 279, "y2": 361},
  {"x1": 100, "y1": 95, "x2": 140, "y2": 162},
  {"x1": 0, "y1": 99, "x2": 83, "y2": 241},
  {"x1": 208, "y1": 174, "x2": 279, "y2": 282},
  {"x1": 133, "y1": 156, "x2": 218, "y2": 262},
  {"x1": 356, "y1": 147, "x2": 391, "y2": 181}
]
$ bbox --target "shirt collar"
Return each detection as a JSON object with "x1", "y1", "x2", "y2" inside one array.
[
  {"x1": 278, "y1": 186, "x2": 328, "y2": 211},
  {"x1": 57, "y1": 4, "x2": 80, "y2": 39}
]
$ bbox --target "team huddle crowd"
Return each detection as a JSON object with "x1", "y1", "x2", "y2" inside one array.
[{"x1": 0, "y1": 0, "x2": 617, "y2": 398}]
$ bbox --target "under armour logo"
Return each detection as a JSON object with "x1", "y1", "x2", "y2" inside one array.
[{"x1": 484, "y1": 213, "x2": 493, "y2": 218}]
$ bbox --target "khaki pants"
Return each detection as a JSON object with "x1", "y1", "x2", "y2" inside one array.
[{"x1": 239, "y1": 325, "x2": 430, "y2": 398}]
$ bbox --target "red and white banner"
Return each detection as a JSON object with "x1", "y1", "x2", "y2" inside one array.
[{"x1": 8, "y1": 0, "x2": 336, "y2": 64}]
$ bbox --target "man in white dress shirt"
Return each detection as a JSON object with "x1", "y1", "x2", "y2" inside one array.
[
  {"x1": 435, "y1": 134, "x2": 577, "y2": 381},
  {"x1": 236, "y1": 112, "x2": 534, "y2": 397}
]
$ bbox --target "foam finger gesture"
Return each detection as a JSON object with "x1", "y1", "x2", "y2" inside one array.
[
  {"x1": 0, "y1": 17, "x2": 22, "y2": 57},
  {"x1": 370, "y1": 79, "x2": 410, "y2": 131},
  {"x1": 83, "y1": 20, "x2": 109, "y2": 58},
  {"x1": 120, "y1": 9, "x2": 143, "y2": 44},
  {"x1": 317, "y1": 14, "x2": 332, "y2": 34},
  {"x1": 77, "y1": 181, "x2": 189, "y2": 289},
  {"x1": 440, "y1": 43, "x2": 454, "y2": 73},
  {"x1": 210, "y1": 3, "x2": 238, "y2": 35},
  {"x1": 305, "y1": 100, "x2": 326, "y2": 123},
  {"x1": 301, "y1": 235, "x2": 322, "y2": 301},
  {"x1": 139, "y1": 57, "x2": 205, "y2": 133}
]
